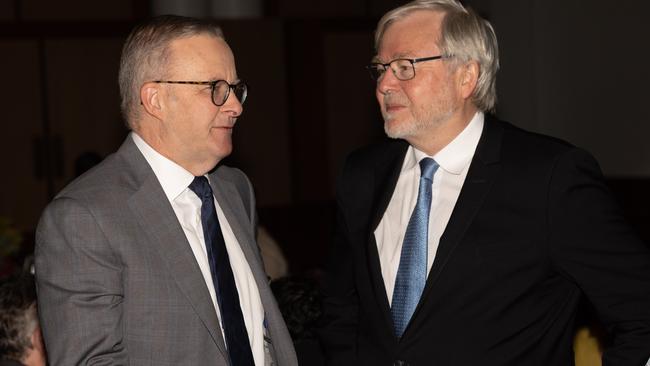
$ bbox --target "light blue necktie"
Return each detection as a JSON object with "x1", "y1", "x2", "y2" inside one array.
[{"x1": 391, "y1": 157, "x2": 439, "y2": 338}]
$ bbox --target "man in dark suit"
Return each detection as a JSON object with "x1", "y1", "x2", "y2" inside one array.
[
  {"x1": 319, "y1": 1, "x2": 650, "y2": 365},
  {"x1": 35, "y1": 16, "x2": 297, "y2": 365}
]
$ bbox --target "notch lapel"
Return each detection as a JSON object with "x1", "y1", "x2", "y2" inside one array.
[
  {"x1": 209, "y1": 168, "x2": 297, "y2": 364},
  {"x1": 369, "y1": 141, "x2": 410, "y2": 232},
  {"x1": 122, "y1": 139, "x2": 228, "y2": 358},
  {"x1": 208, "y1": 169, "x2": 266, "y2": 284},
  {"x1": 366, "y1": 140, "x2": 410, "y2": 334},
  {"x1": 409, "y1": 118, "x2": 504, "y2": 332}
]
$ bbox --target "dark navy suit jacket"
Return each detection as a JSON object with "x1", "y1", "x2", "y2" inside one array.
[{"x1": 320, "y1": 116, "x2": 650, "y2": 366}]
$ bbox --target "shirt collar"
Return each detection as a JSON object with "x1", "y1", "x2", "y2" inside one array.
[
  {"x1": 405, "y1": 111, "x2": 484, "y2": 175},
  {"x1": 131, "y1": 132, "x2": 196, "y2": 202}
]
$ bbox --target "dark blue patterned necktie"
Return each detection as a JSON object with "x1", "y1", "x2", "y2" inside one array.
[
  {"x1": 189, "y1": 176, "x2": 255, "y2": 366},
  {"x1": 391, "y1": 158, "x2": 439, "y2": 338}
]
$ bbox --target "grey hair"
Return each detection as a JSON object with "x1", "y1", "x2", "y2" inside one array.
[
  {"x1": 374, "y1": 0, "x2": 499, "y2": 113},
  {"x1": 118, "y1": 15, "x2": 225, "y2": 129}
]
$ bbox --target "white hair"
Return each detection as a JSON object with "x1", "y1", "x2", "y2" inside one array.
[{"x1": 375, "y1": 0, "x2": 500, "y2": 112}]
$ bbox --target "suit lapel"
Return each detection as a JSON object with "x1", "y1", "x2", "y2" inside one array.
[
  {"x1": 369, "y1": 141, "x2": 410, "y2": 231},
  {"x1": 210, "y1": 168, "x2": 297, "y2": 364},
  {"x1": 120, "y1": 138, "x2": 228, "y2": 357},
  {"x1": 413, "y1": 117, "x2": 503, "y2": 325},
  {"x1": 208, "y1": 169, "x2": 266, "y2": 284},
  {"x1": 366, "y1": 140, "x2": 410, "y2": 333},
  {"x1": 362, "y1": 119, "x2": 504, "y2": 339}
]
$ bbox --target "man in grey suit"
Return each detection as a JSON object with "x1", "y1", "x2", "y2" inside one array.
[{"x1": 35, "y1": 15, "x2": 297, "y2": 366}]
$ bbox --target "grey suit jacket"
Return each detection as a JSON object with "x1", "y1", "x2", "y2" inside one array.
[{"x1": 35, "y1": 135, "x2": 298, "y2": 366}]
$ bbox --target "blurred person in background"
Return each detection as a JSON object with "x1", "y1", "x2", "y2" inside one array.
[
  {"x1": 0, "y1": 265, "x2": 46, "y2": 366},
  {"x1": 272, "y1": 276, "x2": 324, "y2": 366}
]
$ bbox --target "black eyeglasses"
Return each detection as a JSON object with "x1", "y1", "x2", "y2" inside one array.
[
  {"x1": 152, "y1": 79, "x2": 248, "y2": 106},
  {"x1": 366, "y1": 55, "x2": 449, "y2": 81}
]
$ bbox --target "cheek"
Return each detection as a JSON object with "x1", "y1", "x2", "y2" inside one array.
[
  {"x1": 195, "y1": 110, "x2": 220, "y2": 134},
  {"x1": 403, "y1": 80, "x2": 423, "y2": 99},
  {"x1": 408, "y1": 82, "x2": 440, "y2": 109},
  {"x1": 210, "y1": 109, "x2": 222, "y2": 123}
]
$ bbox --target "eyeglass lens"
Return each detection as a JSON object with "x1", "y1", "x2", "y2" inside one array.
[
  {"x1": 213, "y1": 80, "x2": 248, "y2": 106},
  {"x1": 369, "y1": 59, "x2": 415, "y2": 81}
]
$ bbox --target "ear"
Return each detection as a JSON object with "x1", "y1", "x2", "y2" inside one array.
[
  {"x1": 140, "y1": 82, "x2": 164, "y2": 120},
  {"x1": 458, "y1": 60, "x2": 479, "y2": 100}
]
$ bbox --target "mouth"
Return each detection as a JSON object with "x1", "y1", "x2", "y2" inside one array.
[
  {"x1": 385, "y1": 104, "x2": 405, "y2": 113},
  {"x1": 210, "y1": 125, "x2": 234, "y2": 135},
  {"x1": 383, "y1": 94, "x2": 406, "y2": 112},
  {"x1": 214, "y1": 120, "x2": 236, "y2": 130}
]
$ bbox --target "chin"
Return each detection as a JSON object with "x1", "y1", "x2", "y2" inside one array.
[
  {"x1": 384, "y1": 118, "x2": 417, "y2": 139},
  {"x1": 209, "y1": 135, "x2": 233, "y2": 156},
  {"x1": 214, "y1": 148, "x2": 232, "y2": 163}
]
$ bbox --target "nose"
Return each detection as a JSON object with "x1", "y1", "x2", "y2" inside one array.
[
  {"x1": 222, "y1": 92, "x2": 243, "y2": 117},
  {"x1": 376, "y1": 68, "x2": 400, "y2": 95}
]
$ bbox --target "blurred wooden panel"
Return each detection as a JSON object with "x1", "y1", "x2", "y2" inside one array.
[
  {"x1": 22, "y1": 0, "x2": 134, "y2": 20},
  {"x1": 487, "y1": 0, "x2": 650, "y2": 177},
  {"x1": 323, "y1": 30, "x2": 381, "y2": 196},
  {"x1": 528, "y1": 0, "x2": 650, "y2": 177},
  {"x1": 0, "y1": 40, "x2": 48, "y2": 231},
  {"x1": 275, "y1": 0, "x2": 366, "y2": 18},
  {"x1": 220, "y1": 19, "x2": 292, "y2": 206},
  {"x1": 282, "y1": 20, "x2": 331, "y2": 203},
  {"x1": 0, "y1": 0, "x2": 15, "y2": 20},
  {"x1": 44, "y1": 38, "x2": 128, "y2": 192},
  {"x1": 484, "y1": 0, "x2": 539, "y2": 132}
]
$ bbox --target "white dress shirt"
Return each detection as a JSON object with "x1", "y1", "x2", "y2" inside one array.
[
  {"x1": 375, "y1": 112, "x2": 484, "y2": 304},
  {"x1": 132, "y1": 132, "x2": 265, "y2": 365}
]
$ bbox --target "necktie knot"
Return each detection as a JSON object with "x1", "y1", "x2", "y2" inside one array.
[
  {"x1": 189, "y1": 176, "x2": 212, "y2": 200},
  {"x1": 419, "y1": 158, "x2": 439, "y2": 183}
]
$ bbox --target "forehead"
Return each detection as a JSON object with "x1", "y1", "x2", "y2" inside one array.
[
  {"x1": 378, "y1": 10, "x2": 445, "y2": 59},
  {"x1": 166, "y1": 34, "x2": 236, "y2": 79}
]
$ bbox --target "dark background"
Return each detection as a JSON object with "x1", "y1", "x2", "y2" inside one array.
[{"x1": 1, "y1": 0, "x2": 649, "y2": 276}]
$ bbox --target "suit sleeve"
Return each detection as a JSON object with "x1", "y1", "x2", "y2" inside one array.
[
  {"x1": 547, "y1": 148, "x2": 650, "y2": 366},
  {"x1": 35, "y1": 197, "x2": 127, "y2": 365},
  {"x1": 318, "y1": 159, "x2": 360, "y2": 366}
]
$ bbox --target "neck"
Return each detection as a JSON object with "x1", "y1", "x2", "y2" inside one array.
[
  {"x1": 408, "y1": 104, "x2": 478, "y2": 156},
  {"x1": 134, "y1": 124, "x2": 217, "y2": 177}
]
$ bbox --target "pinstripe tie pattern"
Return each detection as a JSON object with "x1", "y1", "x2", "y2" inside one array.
[{"x1": 391, "y1": 158, "x2": 439, "y2": 338}]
